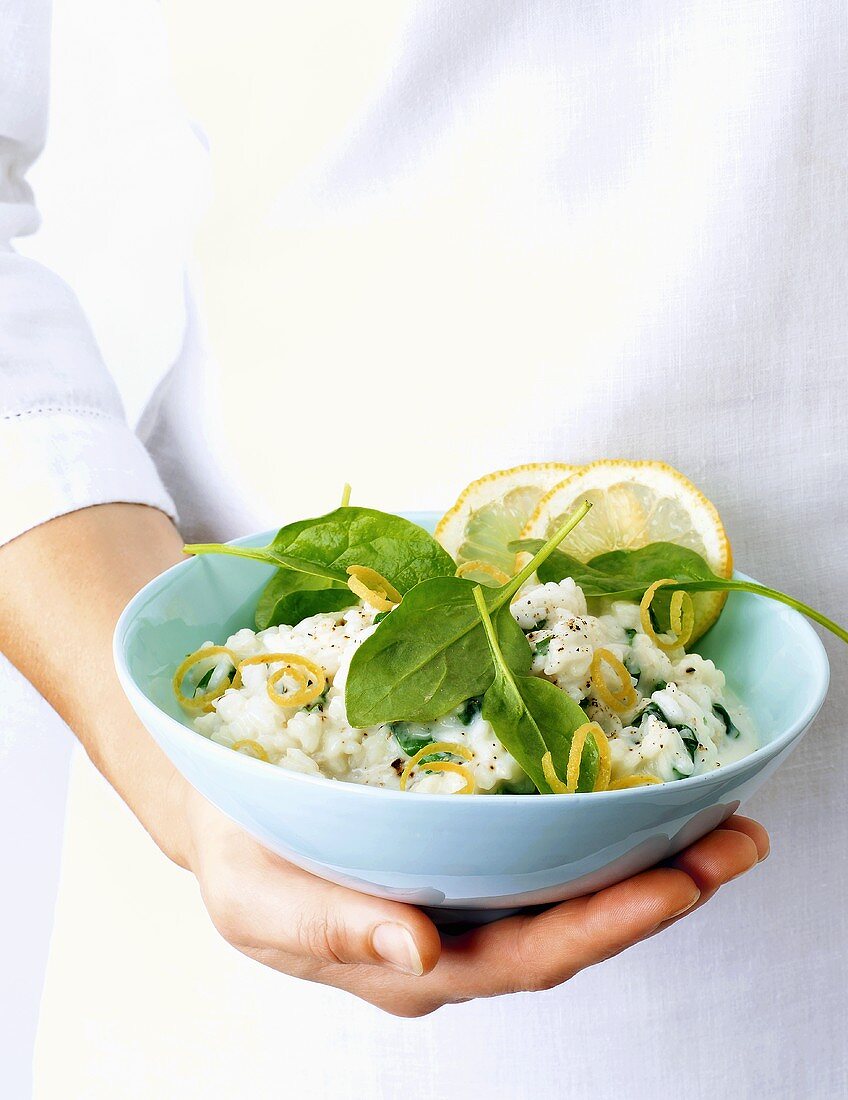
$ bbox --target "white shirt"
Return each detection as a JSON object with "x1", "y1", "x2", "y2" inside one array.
[{"x1": 3, "y1": 2, "x2": 847, "y2": 1097}]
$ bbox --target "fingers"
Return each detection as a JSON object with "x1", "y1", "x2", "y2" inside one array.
[
  {"x1": 431, "y1": 866, "x2": 701, "y2": 999},
  {"x1": 668, "y1": 815, "x2": 767, "y2": 905},
  {"x1": 401, "y1": 817, "x2": 771, "y2": 1008},
  {"x1": 196, "y1": 829, "x2": 442, "y2": 978},
  {"x1": 646, "y1": 814, "x2": 769, "y2": 936},
  {"x1": 721, "y1": 814, "x2": 770, "y2": 862}
]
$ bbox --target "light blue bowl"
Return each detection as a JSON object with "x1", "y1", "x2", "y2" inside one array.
[{"x1": 114, "y1": 513, "x2": 830, "y2": 919}]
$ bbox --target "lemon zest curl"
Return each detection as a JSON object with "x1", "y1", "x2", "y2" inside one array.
[
  {"x1": 400, "y1": 741, "x2": 475, "y2": 793},
  {"x1": 231, "y1": 739, "x2": 270, "y2": 762},
  {"x1": 173, "y1": 646, "x2": 237, "y2": 713},
  {"x1": 346, "y1": 565, "x2": 402, "y2": 612},
  {"x1": 640, "y1": 579, "x2": 695, "y2": 652},
  {"x1": 591, "y1": 648, "x2": 638, "y2": 714},
  {"x1": 231, "y1": 652, "x2": 327, "y2": 708},
  {"x1": 606, "y1": 774, "x2": 663, "y2": 790}
]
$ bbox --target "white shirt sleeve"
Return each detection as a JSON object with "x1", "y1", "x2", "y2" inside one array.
[{"x1": 0, "y1": 1, "x2": 178, "y2": 547}]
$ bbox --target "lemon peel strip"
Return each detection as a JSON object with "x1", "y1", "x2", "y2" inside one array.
[
  {"x1": 267, "y1": 664, "x2": 325, "y2": 708},
  {"x1": 640, "y1": 580, "x2": 695, "y2": 652},
  {"x1": 455, "y1": 560, "x2": 512, "y2": 586},
  {"x1": 346, "y1": 565, "x2": 402, "y2": 612},
  {"x1": 412, "y1": 760, "x2": 476, "y2": 793},
  {"x1": 607, "y1": 774, "x2": 663, "y2": 790},
  {"x1": 232, "y1": 652, "x2": 326, "y2": 691},
  {"x1": 231, "y1": 739, "x2": 270, "y2": 762},
  {"x1": 590, "y1": 648, "x2": 638, "y2": 713},
  {"x1": 173, "y1": 646, "x2": 237, "y2": 713},
  {"x1": 230, "y1": 652, "x2": 327, "y2": 708},
  {"x1": 591, "y1": 723, "x2": 613, "y2": 792},
  {"x1": 541, "y1": 751, "x2": 572, "y2": 794},
  {"x1": 566, "y1": 722, "x2": 593, "y2": 790},
  {"x1": 400, "y1": 741, "x2": 474, "y2": 792}
]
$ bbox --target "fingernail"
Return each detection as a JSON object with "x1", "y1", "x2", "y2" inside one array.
[
  {"x1": 668, "y1": 889, "x2": 701, "y2": 919},
  {"x1": 371, "y1": 923, "x2": 424, "y2": 976},
  {"x1": 729, "y1": 857, "x2": 759, "y2": 882}
]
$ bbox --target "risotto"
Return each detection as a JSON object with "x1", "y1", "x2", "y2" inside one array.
[{"x1": 186, "y1": 575, "x2": 756, "y2": 794}]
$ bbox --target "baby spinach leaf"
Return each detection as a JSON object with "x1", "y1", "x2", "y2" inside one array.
[
  {"x1": 458, "y1": 697, "x2": 483, "y2": 725},
  {"x1": 713, "y1": 702, "x2": 740, "y2": 739},
  {"x1": 194, "y1": 667, "x2": 215, "y2": 692},
  {"x1": 390, "y1": 697, "x2": 482, "y2": 759},
  {"x1": 345, "y1": 501, "x2": 593, "y2": 727},
  {"x1": 194, "y1": 664, "x2": 234, "y2": 695},
  {"x1": 185, "y1": 506, "x2": 456, "y2": 594},
  {"x1": 512, "y1": 539, "x2": 848, "y2": 644},
  {"x1": 345, "y1": 576, "x2": 531, "y2": 726},
  {"x1": 304, "y1": 687, "x2": 329, "y2": 713},
  {"x1": 473, "y1": 587, "x2": 597, "y2": 794},
  {"x1": 255, "y1": 570, "x2": 356, "y2": 630},
  {"x1": 639, "y1": 700, "x2": 698, "y2": 761},
  {"x1": 678, "y1": 729, "x2": 699, "y2": 760},
  {"x1": 390, "y1": 722, "x2": 440, "y2": 757},
  {"x1": 512, "y1": 540, "x2": 717, "y2": 595}
]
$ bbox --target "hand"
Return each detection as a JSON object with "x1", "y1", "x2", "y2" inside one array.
[{"x1": 187, "y1": 790, "x2": 769, "y2": 1018}]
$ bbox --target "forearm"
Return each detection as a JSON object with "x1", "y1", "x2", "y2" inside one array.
[{"x1": 0, "y1": 503, "x2": 194, "y2": 866}]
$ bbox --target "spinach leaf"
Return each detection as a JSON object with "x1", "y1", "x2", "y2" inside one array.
[
  {"x1": 302, "y1": 686, "x2": 329, "y2": 713},
  {"x1": 513, "y1": 540, "x2": 718, "y2": 596},
  {"x1": 345, "y1": 501, "x2": 593, "y2": 727},
  {"x1": 677, "y1": 729, "x2": 700, "y2": 761},
  {"x1": 458, "y1": 697, "x2": 482, "y2": 725},
  {"x1": 345, "y1": 575, "x2": 531, "y2": 726},
  {"x1": 713, "y1": 702, "x2": 740, "y2": 739},
  {"x1": 473, "y1": 587, "x2": 596, "y2": 794},
  {"x1": 390, "y1": 697, "x2": 482, "y2": 760},
  {"x1": 533, "y1": 636, "x2": 551, "y2": 657},
  {"x1": 185, "y1": 506, "x2": 456, "y2": 594},
  {"x1": 390, "y1": 722, "x2": 440, "y2": 757},
  {"x1": 194, "y1": 667, "x2": 215, "y2": 692},
  {"x1": 194, "y1": 664, "x2": 234, "y2": 695},
  {"x1": 512, "y1": 539, "x2": 848, "y2": 644},
  {"x1": 639, "y1": 700, "x2": 698, "y2": 761},
  {"x1": 255, "y1": 570, "x2": 356, "y2": 630}
]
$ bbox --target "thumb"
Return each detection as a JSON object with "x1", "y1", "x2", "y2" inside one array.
[
  {"x1": 294, "y1": 880, "x2": 443, "y2": 976},
  {"x1": 216, "y1": 849, "x2": 443, "y2": 976}
]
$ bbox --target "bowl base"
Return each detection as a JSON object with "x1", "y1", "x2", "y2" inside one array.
[{"x1": 425, "y1": 904, "x2": 531, "y2": 932}]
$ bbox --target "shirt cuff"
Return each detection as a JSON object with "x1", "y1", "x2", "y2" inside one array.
[{"x1": 0, "y1": 408, "x2": 178, "y2": 546}]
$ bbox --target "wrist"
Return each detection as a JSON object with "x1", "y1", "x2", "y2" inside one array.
[
  {"x1": 149, "y1": 767, "x2": 200, "y2": 871},
  {"x1": 0, "y1": 503, "x2": 199, "y2": 866}
]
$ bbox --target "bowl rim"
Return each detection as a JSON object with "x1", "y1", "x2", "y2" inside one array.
[{"x1": 113, "y1": 521, "x2": 831, "y2": 805}]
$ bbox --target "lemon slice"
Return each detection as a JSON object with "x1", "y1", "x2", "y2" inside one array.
[
  {"x1": 436, "y1": 463, "x2": 579, "y2": 576},
  {"x1": 521, "y1": 460, "x2": 733, "y2": 640}
]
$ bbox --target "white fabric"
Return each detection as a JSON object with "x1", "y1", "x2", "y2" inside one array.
[
  {"x1": 0, "y1": 7, "x2": 177, "y2": 544},
  {"x1": 2, "y1": 0, "x2": 847, "y2": 1097}
]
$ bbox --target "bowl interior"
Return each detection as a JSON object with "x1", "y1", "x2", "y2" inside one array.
[{"x1": 118, "y1": 512, "x2": 830, "y2": 770}]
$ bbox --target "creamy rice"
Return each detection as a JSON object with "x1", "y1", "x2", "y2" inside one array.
[{"x1": 190, "y1": 578, "x2": 756, "y2": 793}]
